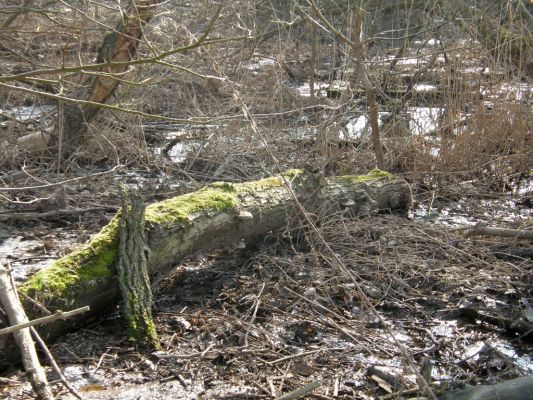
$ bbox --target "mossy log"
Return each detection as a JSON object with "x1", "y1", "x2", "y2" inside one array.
[{"x1": 0, "y1": 170, "x2": 411, "y2": 367}]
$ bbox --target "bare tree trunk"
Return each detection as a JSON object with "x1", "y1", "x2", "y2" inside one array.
[
  {"x1": 309, "y1": 24, "x2": 317, "y2": 100},
  {"x1": 306, "y1": 2, "x2": 385, "y2": 170},
  {"x1": 350, "y1": 12, "x2": 385, "y2": 170},
  {"x1": 118, "y1": 185, "x2": 159, "y2": 350}
]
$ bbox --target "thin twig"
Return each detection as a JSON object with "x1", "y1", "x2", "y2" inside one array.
[
  {"x1": 30, "y1": 327, "x2": 86, "y2": 400},
  {"x1": 244, "y1": 282, "x2": 265, "y2": 346},
  {"x1": 0, "y1": 165, "x2": 123, "y2": 192},
  {"x1": 0, "y1": 306, "x2": 90, "y2": 336}
]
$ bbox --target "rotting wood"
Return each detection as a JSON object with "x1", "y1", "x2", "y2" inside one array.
[{"x1": 0, "y1": 169, "x2": 411, "y2": 366}]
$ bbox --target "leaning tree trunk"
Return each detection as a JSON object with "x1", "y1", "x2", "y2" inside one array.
[
  {"x1": 0, "y1": 170, "x2": 411, "y2": 367},
  {"x1": 52, "y1": 0, "x2": 160, "y2": 156}
]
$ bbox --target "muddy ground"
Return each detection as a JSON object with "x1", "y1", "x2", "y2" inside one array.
[{"x1": 0, "y1": 172, "x2": 531, "y2": 400}]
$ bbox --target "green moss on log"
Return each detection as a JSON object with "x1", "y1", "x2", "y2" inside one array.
[
  {"x1": 20, "y1": 216, "x2": 119, "y2": 301},
  {"x1": 337, "y1": 169, "x2": 394, "y2": 182},
  {"x1": 18, "y1": 169, "x2": 394, "y2": 304},
  {"x1": 235, "y1": 176, "x2": 283, "y2": 193},
  {"x1": 145, "y1": 186, "x2": 238, "y2": 225}
]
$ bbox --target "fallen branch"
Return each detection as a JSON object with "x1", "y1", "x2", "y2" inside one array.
[
  {"x1": 445, "y1": 307, "x2": 533, "y2": 339},
  {"x1": 276, "y1": 380, "x2": 322, "y2": 400},
  {"x1": 0, "y1": 263, "x2": 54, "y2": 399},
  {"x1": 0, "y1": 306, "x2": 90, "y2": 336},
  {"x1": 465, "y1": 225, "x2": 533, "y2": 240}
]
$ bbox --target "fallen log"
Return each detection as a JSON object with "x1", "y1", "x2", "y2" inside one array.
[
  {"x1": 438, "y1": 374, "x2": 533, "y2": 400},
  {"x1": 0, "y1": 169, "x2": 411, "y2": 367},
  {"x1": 465, "y1": 225, "x2": 533, "y2": 240}
]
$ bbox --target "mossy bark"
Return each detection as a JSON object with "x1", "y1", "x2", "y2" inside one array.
[
  {"x1": 118, "y1": 186, "x2": 159, "y2": 350},
  {"x1": 0, "y1": 170, "x2": 411, "y2": 367}
]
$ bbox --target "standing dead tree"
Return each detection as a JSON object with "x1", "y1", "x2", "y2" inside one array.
[
  {"x1": 19, "y1": 0, "x2": 162, "y2": 156},
  {"x1": 1, "y1": 1, "x2": 230, "y2": 161},
  {"x1": 57, "y1": 0, "x2": 161, "y2": 153}
]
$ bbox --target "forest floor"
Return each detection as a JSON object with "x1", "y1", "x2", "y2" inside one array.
[{"x1": 0, "y1": 170, "x2": 532, "y2": 399}]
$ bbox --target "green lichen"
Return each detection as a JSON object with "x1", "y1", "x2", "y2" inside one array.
[
  {"x1": 20, "y1": 216, "x2": 119, "y2": 299},
  {"x1": 338, "y1": 169, "x2": 394, "y2": 183}
]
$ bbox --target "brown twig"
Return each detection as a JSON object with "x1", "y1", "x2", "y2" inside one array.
[
  {"x1": 0, "y1": 164, "x2": 123, "y2": 192},
  {"x1": 30, "y1": 327, "x2": 86, "y2": 400}
]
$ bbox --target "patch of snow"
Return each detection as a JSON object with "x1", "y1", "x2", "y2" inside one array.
[
  {"x1": 408, "y1": 107, "x2": 442, "y2": 135},
  {"x1": 344, "y1": 115, "x2": 368, "y2": 140},
  {"x1": 414, "y1": 83, "x2": 438, "y2": 92}
]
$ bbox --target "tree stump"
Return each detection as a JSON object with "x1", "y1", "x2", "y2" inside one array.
[{"x1": 118, "y1": 185, "x2": 159, "y2": 350}]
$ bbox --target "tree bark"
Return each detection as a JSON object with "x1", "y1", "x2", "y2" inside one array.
[
  {"x1": 118, "y1": 185, "x2": 159, "y2": 349},
  {"x1": 0, "y1": 170, "x2": 411, "y2": 367}
]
